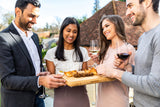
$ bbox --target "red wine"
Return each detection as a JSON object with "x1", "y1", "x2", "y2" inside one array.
[{"x1": 117, "y1": 53, "x2": 130, "y2": 60}]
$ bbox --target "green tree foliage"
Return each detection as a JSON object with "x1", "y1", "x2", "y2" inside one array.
[
  {"x1": 3, "y1": 12, "x2": 14, "y2": 26},
  {"x1": 34, "y1": 17, "x2": 61, "y2": 34},
  {"x1": 92, "y1": 0, "x2": 100, "y2": 14},
  {"x1": 44, "y1": 22, "x2": 49, "y2": 31},
  {"x1": 47, "y1": 17, "x2": 61, "y2": 34},
  {"x1": 118, "y1": 0, "x2": 126, "y2": 2},
  {"x1": 41, "y1": 42, "x2": 57, "y2": 59},
  {"x1": 41, "y1": 49, "x2": 47, "y2": 59},
  {"x1": 50, "y1": 42, "x2": 57, "y2": 48},
  {"x1": 76, "y1": 16, "x2": 87, "y2": 24}
]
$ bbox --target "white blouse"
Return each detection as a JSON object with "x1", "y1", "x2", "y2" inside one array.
[{"x1": 44, "y1": 46, "x2": 90, "y2": 74}]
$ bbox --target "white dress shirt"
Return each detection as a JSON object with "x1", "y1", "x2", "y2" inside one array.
[{"x1": 12, "y1": 21, "x2": 40, "y2": 76}]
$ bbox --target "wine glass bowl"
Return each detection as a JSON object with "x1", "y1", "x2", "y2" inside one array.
[
  {"x1": 117, "y1": 53, "x2": 130, "y2": 60},
  {"x1": 39, "y1": 93, "x2": 46, "y2": 99},
  {"x1": 89, "y1": 40, "x2": 99, "y2": 67},
  {"x1": 89, "y1": 40, "x2": 99, "y2": 55},
  {"x1": 39, "y1": 86, "x2": 46, "y2": 99},
  {"x1": 116, "y1": 42, "x2": 130, "y2": 60}
]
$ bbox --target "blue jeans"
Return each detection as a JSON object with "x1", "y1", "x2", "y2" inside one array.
[{"x1": 35, "y1": 94, "x2": 45, "y2": 107}]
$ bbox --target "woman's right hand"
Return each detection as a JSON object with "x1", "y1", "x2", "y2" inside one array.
[
  {"x1": 114, "y1": 51, "x2": 132, "y2": 70},
  {"x1": 89, "y1": 52, "x2": 99, "y2": 64},
  {"x1": 96, "y1": 64, "x2": 106, "y2": 75},
  {"x1": 96, "y1": 63, "x2": 120, "y2": 79}
]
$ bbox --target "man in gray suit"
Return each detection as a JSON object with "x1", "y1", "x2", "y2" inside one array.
[
  {"x1": 96, "y1": 0, "x2": 160, "y2": 106},
  {"x1": 0, "y1": 0, "x2": 66, "y2": 107}
]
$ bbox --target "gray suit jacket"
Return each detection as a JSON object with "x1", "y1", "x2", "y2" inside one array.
[{"x1": 0, "y1": 23, "x2": 43, "y2": 107}]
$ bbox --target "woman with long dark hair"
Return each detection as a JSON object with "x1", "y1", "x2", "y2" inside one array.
[
  {"x1": 95, "y1": 15, "x2": 135, "y2": 107},
  {"x1": 44, "y1": 17, "x2": 90, "y2": 107}
]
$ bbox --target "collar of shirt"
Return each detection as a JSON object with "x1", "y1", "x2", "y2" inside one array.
[{"x1": 12, "y1": 21, "x2": 33, "y2": 38}]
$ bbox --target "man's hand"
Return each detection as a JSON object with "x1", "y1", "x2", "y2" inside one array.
[{"x1": 39, "y1": 74, "x2": 66, "y2": 89}]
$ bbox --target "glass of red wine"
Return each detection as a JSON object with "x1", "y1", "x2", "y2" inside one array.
[{"x1": 117, "y1": 41, "x2": 130, "y2": 60}]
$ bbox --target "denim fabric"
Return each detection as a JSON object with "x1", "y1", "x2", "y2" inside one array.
[{"x1": 35, "y1": 94, "x2": 45, "y2": 107}]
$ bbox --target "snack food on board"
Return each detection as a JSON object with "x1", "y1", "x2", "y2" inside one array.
[
  {"x1": 62, "y1": 68, "x2": 115, "y2": 87},
  {"x1": 64, "y1": 68, "x2": 97, "y2": 77}
]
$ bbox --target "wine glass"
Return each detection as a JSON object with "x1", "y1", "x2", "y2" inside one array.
[
  {"x1": 89, "y1": 40, "x2": 100, "y2": 67},
  {"x1": 39, "y1": 86, "x2": 46, "y2": 99},
  {"x1": 116, "y1": 41, "x2": 130, "y2": 61},
  {"x1": 89, "y1": 40, "x2": 99, "y2": 55},
  {"x1": 39, "y1": 67, "x2": 47, "y2": 99}
]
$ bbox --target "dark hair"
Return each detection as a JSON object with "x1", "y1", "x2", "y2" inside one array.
[
  {"x1": 139, "y1": 0, "x2": 159, "y2": 13},
  {"x1": 55, "y1": 17, "x2": 83, "y2": 62},
  {"x1": 15, "y1": 0, "x2": 41, "y2": 12},
  {"x1": 99, "y1": 14, "x2": 126, "y2": 62}
]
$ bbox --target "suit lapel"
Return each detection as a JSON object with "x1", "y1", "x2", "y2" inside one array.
[{"x1": 9, "y1": 23, "x2": 34, "y2": 67}]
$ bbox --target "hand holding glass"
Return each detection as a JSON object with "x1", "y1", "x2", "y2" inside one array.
[
  {"x1": 89, "y1": 40, "x2": 99, "y2": 67},
  {"x1": 117, "y1": 42, "x2": 130, "y2": 60},
  {"x1": 89, "y1": 40, "x2": 99, "y2": 55}
]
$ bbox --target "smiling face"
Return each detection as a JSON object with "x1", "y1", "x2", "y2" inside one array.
[
  {"x1": 126, "y1": 0, "x2": 146, "y2": 26},
  {"x1": 63, "y1": 24, "x2": 78, "y2": 45},
  {"x1": 16, "y1": 3, "x2": 40, "y2": 31},
  {"x1": 102, "y1": 19, "x2": 118, "y2": 40}
]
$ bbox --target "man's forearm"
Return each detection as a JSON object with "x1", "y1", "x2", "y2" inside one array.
[
  {"x1": 114, "y1": 63, "x2": 134, "y2": 81},
  {"x1": 1, "y1": 75, "x2": 38, "y2": 92}
]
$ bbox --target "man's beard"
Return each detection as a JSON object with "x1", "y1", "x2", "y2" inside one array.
[
  {"x1": 19, "y1": 18, "x2": 32, "y2": 31},
  {"x1": 132, "y1": 9, "x2": 145, "y2": 26},
  {"x1": 132, "y1": 16, "x2": 144, "y2": 26}
]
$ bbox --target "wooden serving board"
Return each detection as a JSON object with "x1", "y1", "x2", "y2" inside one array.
[{"x1": 63, "y1": 75, "x2": 115, "y2": 87}]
